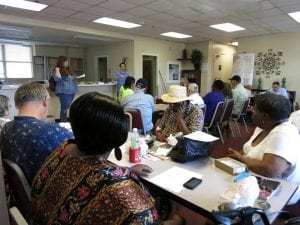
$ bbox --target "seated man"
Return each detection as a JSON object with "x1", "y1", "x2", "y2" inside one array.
[
  {"x1": 268, "y1": 81, "x2": 289, "y2": 99},
  {"x1": 229, "y1": 75, "x2": 249, "y2": 115},
  {"x1": 0, "y1": 82, "x2": 73, "y2": 184},
  {"x1": 122, "y1": 78, "x2": 154, "y2": 133},
  {"x1": 155, "y1": 85, "x2": 204, "y2": 142},
  {"x1": 187, "y1": 83, "x2": 205, "y2": 109}
]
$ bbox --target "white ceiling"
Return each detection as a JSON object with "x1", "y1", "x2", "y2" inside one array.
[{"x1": 0, "y1": 0, "x2": 300, "y2": 46}]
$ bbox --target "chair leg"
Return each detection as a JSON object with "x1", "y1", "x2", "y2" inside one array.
[
  {"x1": 234, "y1": 119, "x2": 242, "y2": 137},
  {"x1": 242, "y1": 117, "x2": 249, "y2": 133},
  {"x1": 217, "y1": 124, "x2": 224, "y2": 144},
  {"x1": 204, "y1": 127, "x2": 209, "y2": 133},
  {"x1": 228, "y1": 120, "x2": 235, "y2": 137}
]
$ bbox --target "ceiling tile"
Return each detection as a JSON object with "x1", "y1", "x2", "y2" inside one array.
[
  {"x1": 122, "y1": 0, "x2": 157, "y2": 5},
  {"x1": 74, "y1": 0, "x2": 107, "y2": 5},
  {"x1": 126, "y1": 6, "x2": 157, "y2": 17},
  {"x1": 42, "y1": 6, "x2": 77, "y2": 16},
  {"x1": 83, "y1": 6, "x2": 117, "y2": 16},
  {"x1": 98, "y1": 0, "x2": 137, "y2": 11},
  {"x1": 247, "y1": 8, "x2": 283, "y2": 19},
  {"x1": 143, "y1": 0, "x2": 175, "y2": 12},
  {"x1": 54, "y1": 0, "x2": 92, "y2": 11}
]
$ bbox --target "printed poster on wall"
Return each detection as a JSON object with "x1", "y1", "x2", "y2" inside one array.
[{"x1": 232, "y1": 53, "x2": 255, "y2": 86}]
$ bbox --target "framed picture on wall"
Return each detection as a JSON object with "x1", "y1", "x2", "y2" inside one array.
[{"x1": 167, "y1": 61, "x2": 181, "y2": 83}]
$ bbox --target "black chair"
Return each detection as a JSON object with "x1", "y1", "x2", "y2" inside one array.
[
  {"x1": 3, "y1": 159, "x2": 31, "y2": 220},
  {"x1": 284, "y1": 217, "x2": 300, "y2": 225}
]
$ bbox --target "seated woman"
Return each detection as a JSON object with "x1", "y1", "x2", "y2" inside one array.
[
  {"x1": 227, "y1": 93, "x2": 300, "y2": 204},
  {"x1": 118, "y1": 76, "x2": 135, "y2": 103},
  {"x1": 31, "y1": 92, "x2": 184, "y2": 225},
  {"x1": 155, "y1": 85, "x2": 204, "y2": 142},
  {"x1": 0, "y1": 95, "x2": 11, "y2": 131},
  {"x1": 203, "y1": 80, "x2": 225, "y2": 124}
]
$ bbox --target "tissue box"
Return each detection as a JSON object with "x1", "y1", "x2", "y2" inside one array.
[{"x1": 215, "y1": 157, "x2": 247, "y2": 175}]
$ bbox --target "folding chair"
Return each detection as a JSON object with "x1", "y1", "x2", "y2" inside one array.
[
  {"x1": 204, "y1": 102, "x2": 225, "y2": 143},
  {"x1": 126, "y1": 108, "x2": 146, "y2": 135},
  {"x1": 3, "y1": 159, "x2": 31, "y2": 220},
  {"x1": 125, "y1": 112, "x2": 132, "y2": 132},
  {"x1": 218, "y1": 99, "x2": 235, "y2": 137},
  {"x1": 231, "y1": 98, "x2": 250, "y2": 137},
  {"x1": 9, "y1": 207, "x2": 28, "y2": 225},
  {"x1": 0, "y1": 155, "x2": 10, "y2": 225}
]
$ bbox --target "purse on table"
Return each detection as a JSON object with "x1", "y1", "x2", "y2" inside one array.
[{"x1": 168, "y1": 137, "x2": 209, "y2": 163}]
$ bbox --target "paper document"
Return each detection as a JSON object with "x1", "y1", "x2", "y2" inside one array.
[
  {"x1": 149, "y1": 166, "x2": 203, "y2": 193},
  {"x1": 184, "y1": 131, "x2": 219, "y2": 142},
  {"x1": 77, "y1": 74, "x2": 86, "y2": 79}
]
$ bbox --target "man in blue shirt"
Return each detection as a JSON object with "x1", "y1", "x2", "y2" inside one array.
[
  {"x1": 268, "y1": 81, "x2": 289, "y2": 99},
  {"x1": 0, "y1": 82, "x2": 73, "y2": 184},
  {"x1": 122, "y1": 78, "x2": 154, "y2": 133},
  {"x1": 113, "y1": 63, "x2": 129, "y2": 97}
]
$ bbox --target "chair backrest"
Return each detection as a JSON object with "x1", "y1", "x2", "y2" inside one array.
[
  {"x1": 0, "y1": 155, "x2": 10, "y2": 225},
  {"x1": 9, "y1": 207, "x2": 28, "y2": 225},
  {"x1": 220, "y1": 99, "x2": 234, "y2": 122},
  {"x1": 126, "y1": 108, "x2": 146, "y2": 134},
  {"x1": 206, "y1": 102, "x2": 225, "y2": 129},
  {"x1": 3, "y1": 159, "x2": 31, "y2": 219},
  {"x1": 125, "y1": 112, "x2": 132, "y2": 132},
  {"x1": 284, "y1": 216, "x2": 300, "y2": 225},
  {"x1": 201, "y1": 104, "x2": 206, "y2": 119},
  {"x1": 237, "y1": 98, "x2": 250, "y2": 119}
]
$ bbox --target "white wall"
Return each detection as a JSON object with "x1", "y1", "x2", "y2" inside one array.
[
  {"x1": 85, "y1": 41, "x2": 134, "y2": 82},
  {"x1": 212, "y1": 43, "x2": 236, "y2": 81},
  {"x1": 133, "y1": 37, "x2": 185, "y2": 97},
  {"x1": 238, "y1": 32, "x2": 300, "y2": 104}
]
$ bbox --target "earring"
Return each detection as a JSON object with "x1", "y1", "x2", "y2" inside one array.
[{"x1": 114, "y1": 148, "x2": 122, "y2": 161}]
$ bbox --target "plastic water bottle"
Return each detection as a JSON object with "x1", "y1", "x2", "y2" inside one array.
[{"x1": 129, "y1": 128, "x2": 141, "y2": 163}]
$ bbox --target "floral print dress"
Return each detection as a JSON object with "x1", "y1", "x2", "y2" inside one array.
[{"x1": 31, "y1": 141, "x2": 162, "y2": 225}]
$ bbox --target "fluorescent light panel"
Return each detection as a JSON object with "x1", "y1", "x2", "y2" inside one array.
[
  {"x1": 288, "y1": 11, "x2": 300, "y2": 23},
  {"x1": 210, "y1": 23, "x2": 245, "y2": 32},
  {"x1": 0, "y1": 0, "x2": 48, "y2": 11},
  {"x1": 228, "y1": 41, "x2": 239, "y2": 46},
  {"x1": 160, "y1": 32, "x2": 192, "y2": 39},
  {"x1": 93, "y1": 17, "x2": 141, "y2": 29}
]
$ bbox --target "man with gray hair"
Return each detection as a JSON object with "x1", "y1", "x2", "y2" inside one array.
[
  {"x1": 187, "y1": 83, "x2": 205, "y2": 109},
  {"x1": 0, "y1": 82, "x2": 73, "y2": 184}
]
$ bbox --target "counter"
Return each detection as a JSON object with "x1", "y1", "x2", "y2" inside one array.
[{"x1": 0, "y1": 83, "x2": 116, "y2": 120}]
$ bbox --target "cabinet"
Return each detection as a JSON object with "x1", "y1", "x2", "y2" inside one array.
[
  {"x1": 70, "y1": 58, "x2": 84, "y2": 75},
  {"x1": 181, "y1": 70, "x2": 201, "y2": 88}
]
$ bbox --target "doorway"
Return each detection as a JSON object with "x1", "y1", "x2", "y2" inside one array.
[
  {"x1": 142, "y1": 55, "x2": 157, "y2": 97},
  {"x1": 96, "y1": 56, "x2": 108, "y2": 82}
]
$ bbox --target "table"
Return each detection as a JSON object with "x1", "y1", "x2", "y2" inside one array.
[{"x1": 108, "y1": 141, "x2": 298, "y2": 223}]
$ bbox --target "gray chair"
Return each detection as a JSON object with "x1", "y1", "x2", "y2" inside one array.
[
  {"x1": 231, "y1": 98, "x2": 250, "y2": 137},
  {"x1": 204, "y1": 102, "x2": 225, "y2": 143}
]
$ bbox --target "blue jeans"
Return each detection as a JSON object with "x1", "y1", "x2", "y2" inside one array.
[{"x1": 57, "y1": 93, "x2": 75, "y2": 122}]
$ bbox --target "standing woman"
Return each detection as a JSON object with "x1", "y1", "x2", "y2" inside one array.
[{"x1": 52, "y1": 56, "x2": 78, "y2": 122}]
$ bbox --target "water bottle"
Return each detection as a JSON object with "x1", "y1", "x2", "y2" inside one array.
[{"x1": 129, "y1": 128, "x2": 141, "y2": 163}]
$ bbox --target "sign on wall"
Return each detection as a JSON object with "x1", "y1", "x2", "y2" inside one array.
[{"x1": 232, "y1": 53, "x2": 255, "y2": 86}]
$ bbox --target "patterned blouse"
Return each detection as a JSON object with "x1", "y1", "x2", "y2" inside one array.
[
  {"x1": 159, "y1": 101, "x2": 204, "y2": 137},
  {"x1": 31, "y1": 141, "x2": 162, "y2": 225}
]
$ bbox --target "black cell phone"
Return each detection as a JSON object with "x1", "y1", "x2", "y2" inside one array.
[{"x1": 183, "y1": 177, "x2": 202, "y2": 190}]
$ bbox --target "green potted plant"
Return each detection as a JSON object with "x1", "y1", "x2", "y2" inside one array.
[{"x1": 191, "y1": 49, "x2": 202, "y2": 70}]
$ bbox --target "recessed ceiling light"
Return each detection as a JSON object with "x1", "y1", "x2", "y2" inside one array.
[
  {"x1": 0, "y1": 0, "x2": 48, "y2": 11},
  {"x1": 210, "y1": 23, "x2": 245, "y2": 32},
  {"x1": 93, "y1": 17, "x2": 141, "y2": 29},
  {"x1": 288, "y1": 11, "x2": 300, "y2": 23},
  {"x1": 160, "y1": 32, "x2": 192, "y2": 39}
]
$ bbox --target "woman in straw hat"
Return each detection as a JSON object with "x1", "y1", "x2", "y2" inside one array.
[{"x1": 155, "y1": 85, "x2": 204, "y2": 142}]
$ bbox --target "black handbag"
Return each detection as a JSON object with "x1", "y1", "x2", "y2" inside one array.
[{"x1": 168, "y1": 137, "x2": 209, "y2": 163}]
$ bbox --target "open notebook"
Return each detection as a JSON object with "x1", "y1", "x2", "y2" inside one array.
[{"x1": 256, "y1": 176, "x2": 281, "y2": 200}]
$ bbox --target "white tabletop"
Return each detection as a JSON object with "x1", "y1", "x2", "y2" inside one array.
[{"x1": 108, "y1": 140, "x2": 298, "y2": 223}]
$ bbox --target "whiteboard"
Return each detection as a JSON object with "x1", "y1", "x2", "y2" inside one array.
[{"x1": 232, "y1": 53, "x2": 255, "y2": 86}]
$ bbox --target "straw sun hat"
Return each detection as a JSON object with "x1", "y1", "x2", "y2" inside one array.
[{"x1": 161, "y1": 85, "x2": 190, "y2": 103}]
